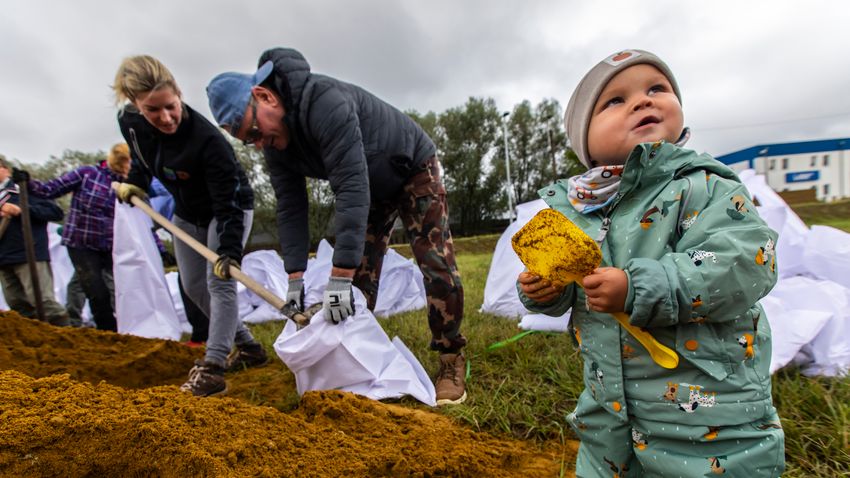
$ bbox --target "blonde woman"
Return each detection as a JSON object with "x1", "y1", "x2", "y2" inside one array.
[{"x1": 113, "y1": 55, "x2": 265, "y2": 397}]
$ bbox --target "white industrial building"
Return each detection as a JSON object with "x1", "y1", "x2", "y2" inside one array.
[{"x1": 716, "y1": 138, "x2": 850, "y2": 201}]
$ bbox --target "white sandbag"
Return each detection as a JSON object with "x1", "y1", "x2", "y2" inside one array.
[
  {"x1": 47, "y1": 223, "x2": 74, "y2": 304},
  {"x1": 303, "y1": 239, "x2": 426, "y2": 318},
  {"x1": 164, "y1": 271, "x2": 192, "y2": 335},
  {"x1": 273, "y1": 288, "x2": 436, "y2": 406},
  {"x1": 237, "y1": 249, "x2": 289, "y2": 323},
  {"x1": 373, "y1": 248, "x2": 426, "y2": 317},
  {"x1": 769, "y1": 276, "x2": 850, "y2": 376},
  {"x1": 519, "y1": 311, "x2": 571, "y2": 332},
  {"x1": 803, "y1": 225, "x2": 850, "y2": 290},
  {"x1": 303, "y1": 239, "x2": 333, "y2": 308},
  {"x1": 759, "y1": 295, "x2": 831, "y2": 374},
  {"x1": 112, "y1": 203, "x2": 182, "y2": 340},
  {"x1": 481, "y1": 199, "x2": 549, "y2": 318}
]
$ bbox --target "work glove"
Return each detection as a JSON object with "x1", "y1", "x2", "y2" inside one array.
[
  {"x1": 213, "y1": 254, "x2": 240, "y2": 280},
  {"x1": 11, "y1": 168, "x2": 30, "y2": 184},
  {"x1": 286, "y1": 278, "x2": 305, "y2": 312},
  {"x1": 323, "y1": 277, "x2": 355, "y2": 324},
  {"x1": 116, "y1": 182, "x2": 148, "y2": 205}
]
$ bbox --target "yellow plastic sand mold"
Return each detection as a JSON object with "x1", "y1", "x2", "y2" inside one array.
[{"x1": 511, "y1": 208, "x2": 679, "y2": 369}]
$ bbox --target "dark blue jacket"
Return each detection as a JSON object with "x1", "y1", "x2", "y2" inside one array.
[
  {"x1": 259, "y1": 47, "x2": 437, "y2": 272},
  {"x1": 0, "y1": 182, "x2": 64, "y2": 266}
]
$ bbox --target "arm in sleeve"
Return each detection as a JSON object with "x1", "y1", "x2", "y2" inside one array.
[
  {"x1": 267, "y1": 155, "x2": 310, "y2": 273},
  {"x1": 517, "y1": 281, "x2": 578, "y2": 317},
  {"x1": 26, "y1": 196, "x2": 64, "y2": 223},
  {"x1": 202, "y1": 138, "x2": 246, "y2": 261},
  {"x1": 307, "y1": 86, "x2": 370, "y2": 270},
  {"x1": 624, "y1": 176, "x2": 779, "y2": 328},
  {"x1": 27, "y1": 167, "x2": 87, "y2": 199}
]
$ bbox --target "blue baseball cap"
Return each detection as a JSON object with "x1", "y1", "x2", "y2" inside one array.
[{"x1": 207, "y1": 60, "x2": 274, "y2": 133}]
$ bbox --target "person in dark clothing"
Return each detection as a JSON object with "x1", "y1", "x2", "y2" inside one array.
[
  {"x1": 207, "y1": 47, "x2": 467, "y2": 405},
  {"x1": 0, "y1": 155, "x2": 69, "y2": 326},
  {"x1": 112, "y1": 55, "x2": 267, "y2": 397}
]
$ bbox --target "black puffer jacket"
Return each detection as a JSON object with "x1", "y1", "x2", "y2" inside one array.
[
  {"x1": 260, "y1": 47, "x2": 437, "y2": 272},
  {"x1": 119, "y1": 104, "x2": 254, "y2": 261},
  {"x1": 0, "y1": 183, "x2": 64, "y2": 266}
]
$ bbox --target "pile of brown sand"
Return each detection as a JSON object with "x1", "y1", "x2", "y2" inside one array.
[
  {"x1": 0, "y1": 313, "x2": 574, "y2": 476},
  {"x1": 0, "y1": 311, "x2": 201, "y2": 388}
]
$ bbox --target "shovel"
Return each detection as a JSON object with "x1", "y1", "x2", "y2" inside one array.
[
  {"x1": 511, "y1": 208, "x2": 679, "y2": 369},
  {"x1": 111, "y1": 182, "x2": 310, "y2": 326},
  {"x1": 17, "y1": 179, "x2": 46, "y2": 322}
]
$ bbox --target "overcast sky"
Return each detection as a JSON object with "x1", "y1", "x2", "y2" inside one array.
[{"x1": 2, "y1": 1, "x2": 849, "y2": 165}]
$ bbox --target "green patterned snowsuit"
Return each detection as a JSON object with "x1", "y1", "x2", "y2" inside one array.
[{"x1": 520, "y1": 142, "x2": 785, "y2": 477}]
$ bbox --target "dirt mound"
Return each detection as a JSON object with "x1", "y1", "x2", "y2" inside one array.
[
  {"x1": 0, "y1": 312, "x2": 572, "y2": 476},
  {"x1": 0, "y1": 311, "x2": 201, "y2": 388}
]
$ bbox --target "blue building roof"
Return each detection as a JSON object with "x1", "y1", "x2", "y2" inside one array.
[{"x1": 716, "y1": 137, "x2": 850, "y2": 167}]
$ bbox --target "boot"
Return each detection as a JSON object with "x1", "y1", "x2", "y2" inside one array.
[
  {"x1": 225, "y1": 343, "x2": 270, "y2": 372},
  {"x1": 435, "y1": 352, "x2": 467, "y2": 406},
  {"x1": 179, "y1": 360, "x2": 228, "y2": 397}
]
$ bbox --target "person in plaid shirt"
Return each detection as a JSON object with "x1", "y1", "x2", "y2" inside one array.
[{"x1": 24, "y1": 144, "x2": 132, "y2": 331}]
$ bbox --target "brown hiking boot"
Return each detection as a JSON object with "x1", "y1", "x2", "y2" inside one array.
[
  {"x1": 225, "y1": 343, "x2": 270, "y2": 372},
  {"x1": 435, "y1": 352, "x2": 467, "y2": 406},
  {"x1": 179, "y1": 360, "x2": 228, "y2": 397}
]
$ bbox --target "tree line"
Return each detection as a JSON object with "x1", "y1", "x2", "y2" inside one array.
[{"x1": 8, "y1": 96, "x2": 583, "y2": 250}]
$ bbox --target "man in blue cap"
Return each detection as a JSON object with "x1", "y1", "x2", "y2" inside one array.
[{"x1": 207, "y1": 47, "x2": 467, "y2": 405}]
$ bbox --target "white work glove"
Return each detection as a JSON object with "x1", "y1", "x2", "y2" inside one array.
[
  {"x1": 323, "y1": 277, "x2": 355, "y2": 324},
  {"x1": 286, "y1": 278, "x2": 305, "y2": 312}
]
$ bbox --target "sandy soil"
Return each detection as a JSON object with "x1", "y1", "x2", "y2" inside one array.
[{"x1": 0, "y1": 312, "x2": 575, "y2": 477}]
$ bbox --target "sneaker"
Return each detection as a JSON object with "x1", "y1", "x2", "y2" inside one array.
[
  {"x1": 179, "y1": 360, "x2": 228, "y2": 397},
  {"x1": 225, "y1": 343, "x2": 270, "y2": 372},
  {"x1": 183, "y1": 340, "x2": 206, "y2": 348},
  {"x1": 435, "y1": 352, "x2": 467, "y2": 406}
]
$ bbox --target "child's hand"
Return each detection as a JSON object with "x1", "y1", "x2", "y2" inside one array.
[
  {"x1": 582, "y1": 267, "x2": 628, "y2": 313},
  {"x1": 518, "y1": 272, "x2": 564, "y2": 304}
]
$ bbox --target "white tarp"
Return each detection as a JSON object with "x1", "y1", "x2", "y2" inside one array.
[
  {"x1": 274, "y1": 288, "x2": 436, "y2": 406},
  {"x1": 112, "y1": 203, "x2": 182, "y2": 340}
]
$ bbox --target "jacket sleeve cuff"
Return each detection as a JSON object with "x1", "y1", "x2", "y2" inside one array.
[
  {"x1": 516, "y1": 282, "x2": 576, "y2": 316},
  {"x1": 624, "y1": 258, "x2": 679, "y2": 328}
]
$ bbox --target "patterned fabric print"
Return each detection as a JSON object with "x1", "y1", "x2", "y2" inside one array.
[
  {"x1": 567, "y1": 165, "x2": 625, "y2": 214},
  {"x1": 570, "y1": 388, "x2": 785, "y2": 477},
  {"x1": 629, "y1": 410, "x2": 785, "y2": 477},
  {"x1": 352, "y1": 156, "x2": 466, "y2": 353},
  {"x1": 28, "y1": 164, "x2": 118, "y2": 251}
]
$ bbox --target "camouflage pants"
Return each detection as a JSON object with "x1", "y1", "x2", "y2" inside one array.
[{"x1": 353, "y1": 156, "x2": 466, "y2": 353}]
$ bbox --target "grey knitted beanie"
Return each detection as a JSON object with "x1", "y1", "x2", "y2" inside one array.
[{"x1": 564, "y1": 50, "x2": 681, "y2": 168}]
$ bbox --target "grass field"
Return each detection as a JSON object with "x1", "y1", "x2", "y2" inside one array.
[{"x1": 248, "y1": 207, "x2": 850, "y2": 476}]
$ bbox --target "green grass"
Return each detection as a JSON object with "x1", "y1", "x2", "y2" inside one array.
[
  {"x1": 246, "y1": 220, "x2": 850, "y2": 476},
  {"x1": 791, "y1": 199, "x2": 850, "y2": 233}
]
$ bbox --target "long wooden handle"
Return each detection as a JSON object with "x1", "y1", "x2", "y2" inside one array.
[
  {"x1": 112, "y1": 183, "x2": 286, "y2": 311},
  {"x1": 18, "y1": 181, "x2": 46, "y2": 322}
]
